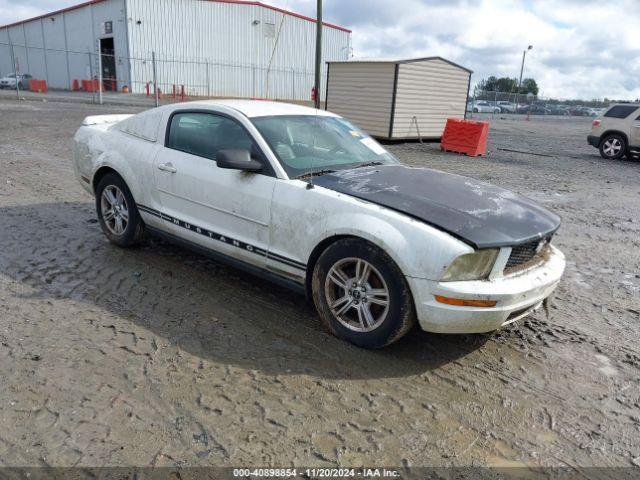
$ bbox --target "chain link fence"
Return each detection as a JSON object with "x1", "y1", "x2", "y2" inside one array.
[
  {"x1": 468, "y1": 89, "x2": 611, "y2": 118},
  {"x1": 0, "y1": 41, "x2": 320, "y2": 107}
]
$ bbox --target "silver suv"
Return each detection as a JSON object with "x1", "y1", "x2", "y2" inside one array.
[{"x1": 588, "y1": 104, "x2": 640, "y2": 159}]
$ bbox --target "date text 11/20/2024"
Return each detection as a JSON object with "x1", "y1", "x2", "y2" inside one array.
[{"x1": 233, "y1": 468, "x2": 401, "y2": 478}]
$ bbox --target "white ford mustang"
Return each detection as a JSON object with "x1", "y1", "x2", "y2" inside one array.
[{"x1": 73, "y1": 100, "x2": 565, "y2": 348}]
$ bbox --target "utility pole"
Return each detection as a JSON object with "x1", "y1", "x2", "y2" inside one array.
[
  {"x1": 152, "y1": 51, "x2": 159, "y2": 108},
  {"x1": 516, "y1": 45, "x2": 532, "y2": 114},
  {"x1": 97, "y1": 44, "x2": 104, "y2": 105},
  {"x1": 88, "y1": 51, "x2": 95, "y2": 104},
  {"x1": 314, "y1": 0, "x2": 322, "y2": 109}
]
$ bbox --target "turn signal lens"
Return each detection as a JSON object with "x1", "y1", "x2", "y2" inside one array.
[
  {"x1": 434, "y1": 296, "x2": 497, "y2": 308},
  {"x1": 441, "y1": 249, "x2": 499, "y2": 281}
]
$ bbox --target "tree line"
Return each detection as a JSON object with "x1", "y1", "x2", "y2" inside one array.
[
  {"x1": 477, "y1": 76, "x2": 539, "y2": 95},
  {"x1": 476, "y1": 76, "x2": 639, "y2": 105}
]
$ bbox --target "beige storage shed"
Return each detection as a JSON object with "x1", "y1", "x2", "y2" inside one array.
[{"x1": 325, "y1": 57, "x2": 472, "y2": 140}]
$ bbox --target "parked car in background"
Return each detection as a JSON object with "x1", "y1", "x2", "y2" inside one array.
[
  {"x1": 73, "y1": 100, "x2": 566, "y2": 348},
  {"x1": 567, "y1": 106, "x2": 588, "y2": 116},
  {"x1": 517, "y1": 104, "x2": 550, "y2": 115},
  {"x1": 588, "y1": 103, "x2": 640, "y2": 160},
  {"x1": 546, "y1": 104, "x2": 570, "y2": 116},
  {"x1": 558, "y1": 105, "x2": 571, "y2": 114},
  {"x1": 497, "y1": 101, "x2": 517, "y2": 113},
  {"x1": 0, "y1": 73, "x2": 32, "y2": 89},
  {"x1": 472, "y1": 101, "x2": 501, "y2": 114}
]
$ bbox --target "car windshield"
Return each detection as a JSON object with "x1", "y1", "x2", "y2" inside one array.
[{"x1": 251, "y1": 115, "x2": 398, "y2": 178}]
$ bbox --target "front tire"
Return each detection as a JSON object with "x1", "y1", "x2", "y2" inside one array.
[
  {"x1": 312, "y1": 239, "x2": 416, "y2": 348},
  {"x1": 95, "y1": 173, "x2": 145, "y2": 247},
  {"x1": 599, "y1": 134, "x2": 627, "y2": 160}
]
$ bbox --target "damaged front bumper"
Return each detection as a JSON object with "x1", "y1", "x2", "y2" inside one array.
[{"x1": 407, "y1": 245, "x2": 566, "y2": 334}]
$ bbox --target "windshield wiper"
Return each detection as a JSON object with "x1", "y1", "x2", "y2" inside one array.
[
  {"x1": 352, "y1": 161, "x2": 385, "y2": 169},
  {"x1": 296, "y1": 169, "x2": 336, "y2": 180}
]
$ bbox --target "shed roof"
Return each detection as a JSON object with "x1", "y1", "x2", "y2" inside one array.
[
  {"x1": 0, "y1": 0, "x2": 351, "y2": 33},
  {"x1": 328, "y1": 56, "x2": 472, "y2": 74}
]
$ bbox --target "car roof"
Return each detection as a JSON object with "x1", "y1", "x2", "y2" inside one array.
[{"x1": 176, "y1": 99, "x2": 339, "y2": 118}]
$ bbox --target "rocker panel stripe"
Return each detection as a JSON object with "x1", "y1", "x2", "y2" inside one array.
[{"x1": 137, "y1": 204, "x2": 307, "y2": 271}]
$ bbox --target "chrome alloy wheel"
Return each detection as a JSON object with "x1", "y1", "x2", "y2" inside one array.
[
  {"x1": 602, "y1": 138, "x2": 622, "y2": 157},
  {"x1": 325, "y1": 257, "x2": 390, "y2": 332},
  {"x1": 101, "y1": 185, "x2": 129, "y2": 235}
]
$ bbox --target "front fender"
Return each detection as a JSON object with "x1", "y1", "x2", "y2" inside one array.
[
  {"x1": 307, "y1": 214, "x2": 470, "y2": 280},
  {"x1": 271, "y1": 181, "x2": 472, "y2": 281},
  {"x1": 306, "y1": 213, "x2": 410, "y2": 274}
]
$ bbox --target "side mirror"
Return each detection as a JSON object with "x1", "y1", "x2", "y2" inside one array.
[{"x1": 216, "y1": 149, "x2": 263, "y2": 173}]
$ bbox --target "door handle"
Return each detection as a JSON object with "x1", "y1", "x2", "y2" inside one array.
[{"x1": 158, "y1": 162, "x2": 177, "y2": 173}]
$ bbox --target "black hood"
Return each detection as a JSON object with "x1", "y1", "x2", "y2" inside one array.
[{"x1": 311, "y1": 165, "x2": 561, "y2": 249}]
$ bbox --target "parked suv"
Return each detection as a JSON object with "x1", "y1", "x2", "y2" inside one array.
[{"x1": 588, "y1": 104, "x2": 640, "y2": 159}]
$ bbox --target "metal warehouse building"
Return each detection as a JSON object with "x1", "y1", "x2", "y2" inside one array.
[
  {"x1": 0, "y1": 0, "x2": 351, "y2": 100},
  {"x1": 326, "y1": 57, "x2": 472, "y2": 140}
]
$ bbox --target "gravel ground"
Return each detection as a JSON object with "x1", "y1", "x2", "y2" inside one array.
[{"x1": 0, "y1": 99, "x2": 639, "y2": 472}]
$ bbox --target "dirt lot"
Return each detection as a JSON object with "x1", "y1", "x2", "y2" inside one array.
[{"x1": 0, "y1": 98, "x2": 639, "y2": 472}]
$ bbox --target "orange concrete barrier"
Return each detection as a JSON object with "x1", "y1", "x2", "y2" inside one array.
[
  {"x1": 440, "y1": 118, "x2": 489, "y2": 157},
  {"x1": 28, "y1": 79, "x2": 48, "y2": 93},
  {"x1": 72, "y1": 79, "x2": 80, "y2": 91},
  {"x1": 82, "y1": 79, "x2": 105, "y2": 93}
]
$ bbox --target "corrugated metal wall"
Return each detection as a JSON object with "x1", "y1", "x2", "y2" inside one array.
[
  {"x1": 125, "y1": 0, "x2": 351, "y2": 99},
  {"x1": 392, "y1": 59, "x2": 470, "y2": 139},
  {"x1": 325, "y1": 62, "x2": 396, "y2": 137},
  {"x1": 0, "y1": 0, "x2": 350, "y2": 100},
  {"x1": 0, "y1": 0, "x2": 129, "y2": 90}
]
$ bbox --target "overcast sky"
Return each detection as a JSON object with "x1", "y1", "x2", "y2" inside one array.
[{"x1": 1, "y1": 0, "x2": 638, "y2": 100}]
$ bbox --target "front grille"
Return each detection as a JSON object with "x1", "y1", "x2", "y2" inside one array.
[{"x1": 504, "y1": 237, "x2": 551, "y2": 272}]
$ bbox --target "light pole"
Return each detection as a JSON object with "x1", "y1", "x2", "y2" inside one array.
[{"x1": 516, "y1": 45, "x2": 532, "y2": 113}]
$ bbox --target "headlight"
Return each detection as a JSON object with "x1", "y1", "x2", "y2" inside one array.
[{"x1": 441, "y1": 249, "x2": 499, "y2": 281}]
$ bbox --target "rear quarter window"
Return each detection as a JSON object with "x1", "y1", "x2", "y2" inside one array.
[
  {"x1": 118, "y1": 109, "x2": 163, "y2": 142},
  {"x1": 604, "y1": 105, "x2": 639, "y2": 119}
]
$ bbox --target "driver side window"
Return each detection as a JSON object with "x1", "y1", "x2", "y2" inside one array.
[{"x1": 167, "y1": 112, "x2": 259, "y2": 161}]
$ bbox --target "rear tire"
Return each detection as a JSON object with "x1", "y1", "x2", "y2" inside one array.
[
  {"x1": 95, "y1": 173, "x2": 145, "y2": 247},
  {"x1": 599, "y1": 134, "x2": 627, "y2": 160},
  {"x1": 311, "y1": 239, "x2": 416, "y2": 349}
]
